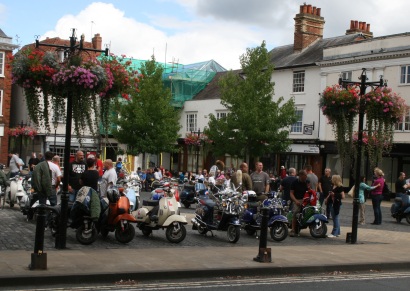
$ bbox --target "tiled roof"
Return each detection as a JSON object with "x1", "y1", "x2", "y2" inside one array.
[
  {"x1": 269, "y1": 34, "x2": 365, "y2": 68},
  {"x1": 192, "y1": 70, "x2": 241, "y2": 100}
]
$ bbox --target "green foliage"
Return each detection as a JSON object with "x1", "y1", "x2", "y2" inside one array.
[
  {"x1": 112, "y1": 55, "x2": 181, "y2": 156},
  {"x1": 205, "y1": 41, "x2": 297, "y2": 161}
]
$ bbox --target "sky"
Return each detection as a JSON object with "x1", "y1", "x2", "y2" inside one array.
[{"x1": 1, "y1": 0, "x2": 409, "y2": 70}]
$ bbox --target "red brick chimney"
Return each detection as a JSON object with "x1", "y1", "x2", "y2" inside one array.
[
  {"x1": 92, "y1": 33, "x2": 102, "y2": 50},
  {"x1": 345, "y1": 20, "x2": 373, "y2": 38},
  {"x1": 294, "y1": 3, "x2": 325, "y2": 52}
]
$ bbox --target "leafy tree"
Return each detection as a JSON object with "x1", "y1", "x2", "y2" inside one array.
[
  {"x1": 205, "y1": 41, "x2": 297, "y2": 162},
  {"x1": 112, "y1": 55, "x2": 181, "y2": 165}
]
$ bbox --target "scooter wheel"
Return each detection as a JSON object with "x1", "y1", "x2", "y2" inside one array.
[
  {"x1": 227, "y1": 225, "x2": 240, "y2": 243},
  {"x1": 115, "y1": 223, "x2": 136, "y2": 244},
  {"x1": 76, "y1": 224, "x2": 98, "y2": 245},
  {"x1": 183, "y1": 201, "x2": 191, "y2": 208},
  {"x1": 270, "y1": 222, "x2": 288, "y2": 242},
  {"x1": 166, "y1": 223, "x2": 186, "y2": 243},
  {"x1": 309, "y1": 221, "x2": 327, "y2": 238},
  {"x1": 9, "y1": 202, "x2": 14, "y2": 208}
]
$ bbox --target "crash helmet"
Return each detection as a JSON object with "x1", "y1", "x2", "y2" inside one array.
[
  {"x1": 152, "y1": 193, "x2": 162, "y2": 201},
  {"x1": 107, "y1": 186, "x2": 120, "y2": 203}
]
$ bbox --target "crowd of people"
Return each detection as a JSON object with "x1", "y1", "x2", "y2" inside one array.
[{"x1": 6, "y1": 150, "x2": 408, "y2": 239}]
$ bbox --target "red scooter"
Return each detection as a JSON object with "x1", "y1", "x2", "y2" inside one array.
[{"x1": 100, "y1": 186, "x2": 136, "y2": 243}]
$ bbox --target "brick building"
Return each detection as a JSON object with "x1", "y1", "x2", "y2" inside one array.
[{"x1": 0, "y1": 28, "x2": 18, "y2": 165}]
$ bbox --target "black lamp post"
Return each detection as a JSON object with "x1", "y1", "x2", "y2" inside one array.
[
  {"x1": 190, "y1": 128, "x2": 201, "y2": 174},
  {"x1": 53, "y1": 119, "x2": 58, "y2": 151},
  {"x1": 36, "y1": 29, "x2": 108, "y2": 249},
  {"x1": 339, "y1": 68, "x2": 386, "y2": 244}
]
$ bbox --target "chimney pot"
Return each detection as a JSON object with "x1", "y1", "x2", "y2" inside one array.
[
  {"x1": 313, "y1": 6, "x2": 317, "y2": 15},
  {"x1": 367, "y1": 24, "x2": 371, "y2": 32},
  {"x1": 354, "y1": 20, "x2": 359, "y2": 29},
  {"x1": 303, "y1": 4, "x2": 307, "y2": 13},
  {"x1": 300, "y1": 5, "x2": 304, "y2": 13},
  {"x1": 350, "y1": 20, "x2": 355, "y2": 29},
  {"x1": 307, "y1": 4, "x2": 312, "y2": 14},
  {"x1": 317, "y1": 8, "x2": 321, "y2": 16}
]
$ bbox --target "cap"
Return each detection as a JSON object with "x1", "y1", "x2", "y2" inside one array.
[{"x1": 281, "y1": 166, "x2": 285, "y2": 169}]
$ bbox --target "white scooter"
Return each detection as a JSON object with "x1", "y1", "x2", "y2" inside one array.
[
  {"x1": 4, "y1": 175, "x2": 27, "y2": 208},
  {"x1": 123, "y1": 178, "x2": 141, "y2": 211},
  {"x1": 134, "y1": 184, "x2": 187, "y2": 243}
]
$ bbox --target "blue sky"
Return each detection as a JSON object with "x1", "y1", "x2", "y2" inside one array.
[{"x1": 1, "y1": 0, "x2": 409, "y2": 70}]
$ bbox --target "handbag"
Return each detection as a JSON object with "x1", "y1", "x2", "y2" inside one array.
[
  {"x1": 382, "y1": 182, "x2": 390, "y2": 194},
  {"x1": 348, "y1": 185, "x2": 355, "y2": 198}
]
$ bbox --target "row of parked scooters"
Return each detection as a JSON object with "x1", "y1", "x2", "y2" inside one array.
[{"x1": 2, "y1": 164, "x2": 410, "y2": 247}]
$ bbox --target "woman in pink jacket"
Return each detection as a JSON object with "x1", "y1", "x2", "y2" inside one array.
[{"x1": 371, "y1": 168, "x2": 385, "y2": 225}]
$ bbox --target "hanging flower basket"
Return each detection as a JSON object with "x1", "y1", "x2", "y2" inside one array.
[
  {"x1": 8, "y1": 48, "x2": 139, "y2": 136},
  {"x1": 8, "y1": 126, "x2": 38, "y2": 139},
  {"x1": 320, "y1": 85, "x2": 359, "y2": 123},
  {"x1": 319, "y1": 85, "x2": 360, "y2": 169},
  {"x1": 184, "y1": 132, "x2": 213, "y2": 146},
  {"x1": 364, "y1": 87, "x2": 408, "y2": 168},
  {"x1": 8, "y1": 126, "x2": 38, "y2": 149}
]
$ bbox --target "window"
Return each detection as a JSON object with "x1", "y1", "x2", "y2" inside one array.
[
  {"x1": 400, "y1": 66, "x2": 410, "y2": 84},
  {"x1": 186, "y1": 113, "x2": 197, "y2": 132},
  {"x1": 0, "y1": 90, "x2": 3, "y2": 116},
  {"x1": 216, "y1": 111, "x2": 228, "y2": 120},
  {"x1": 395, "y1": 109, "x2": 410, "y2": 131},
  {"x1": 0, "y1": 52, "x2": 4, "y2": 76},
  {"x1": 341, "y1": 71, "x2": 352, "y2": 81},
  {"x1": 293, "y1": 71, "x2": 305, "y2": 93},
  {"x1": 291, "y1": 109, "x2": 303, "y2": 133}
]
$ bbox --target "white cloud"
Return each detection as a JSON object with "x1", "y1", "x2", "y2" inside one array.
[{"x1": 39, "y1": 0, "x2": 410, "y2": 71}]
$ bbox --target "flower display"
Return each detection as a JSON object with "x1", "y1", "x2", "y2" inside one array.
[
  {"x1": 319, "y1": 85, "x2": 360, "y2": 169},
  {"x1": 8, "y1": 126, "x2": 38, "y2": 139},
  {"x1": 8, "y1": 47, "x2": 139, "y2": 136},
  {"x1": 319, "y1": 85, "x2": 360, "y2": 123},
  {"x1": 184, "y1": 132, "x2": 212, "y2": 146},
  {"x1": 365, "y1": 87, "x2": 407, "y2": 123}
]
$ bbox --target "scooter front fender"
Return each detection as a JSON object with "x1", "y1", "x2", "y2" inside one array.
[
  {"x1": 113, "y1": 213, "x2": 137, "y2": 225},
  {"x1": 268, "y1": 215, "x2": 288, "y2": 226},
  {"x1": 228, "y1": 217, "x2": 241, "y2": 226},
  {"x1": 162, "y1": 214, "x2": 187, "y2": 227},
  {"x1": 306, "y1": 213, "x2": 328, "y2": 224}
]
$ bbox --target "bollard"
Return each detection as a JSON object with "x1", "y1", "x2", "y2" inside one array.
[
  {"x1": 253, "y1": 207, "x2": 271, "y2": 263},
  {"x1": 29, "y1": 204, "x2": 47, "y2": 270}
]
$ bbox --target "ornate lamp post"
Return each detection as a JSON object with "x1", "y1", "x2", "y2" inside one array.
[
  {"x1": 339, "y1": 68, "x2": 386, "y2": 244},
  {"x1": 36, "y1": 29, "x2": 108, "y2": 249}
]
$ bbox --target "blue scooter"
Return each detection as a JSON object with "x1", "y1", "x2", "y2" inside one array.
[{"x1": 240, "y1": 191, "x2": 288, "y2": 241}]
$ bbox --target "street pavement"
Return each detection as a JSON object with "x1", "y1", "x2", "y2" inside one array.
[{"x1": 0, "y1": 195, "x2": 409, "y2": 288}]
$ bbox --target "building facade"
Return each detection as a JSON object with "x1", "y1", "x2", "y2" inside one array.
[{"x1": 0, "y1": 28, "x2": 18, "y2": 165}]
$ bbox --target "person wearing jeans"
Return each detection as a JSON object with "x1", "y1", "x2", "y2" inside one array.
[
  {"x1": 326, "y1": 175, "x2": 345, "y2": 238},
  {"x1": 371, "y1": 167, "x2": 385, "y2": 225}
]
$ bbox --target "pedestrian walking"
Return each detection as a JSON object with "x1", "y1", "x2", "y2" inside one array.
[{"x1": 326, "y1": 175, "x2": 345, "y2": 237}]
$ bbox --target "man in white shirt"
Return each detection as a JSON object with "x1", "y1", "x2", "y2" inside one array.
[
  {"x1": 46, "y1": 152, "x2": 62, "y2": 206},
  {"x1": 8, "y1": 152, "x2": 22, "y2": 178},
  {"x1": 100, "y1": 159, "x2": 117, "y2": 197}
]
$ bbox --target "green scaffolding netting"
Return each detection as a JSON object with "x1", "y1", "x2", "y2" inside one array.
[{"x1": 128, "y1": 59, "x2": 226, "y2": 107}]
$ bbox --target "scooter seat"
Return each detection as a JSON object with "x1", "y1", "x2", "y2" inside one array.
[
  {"x1": 199, "y1": 197, "x2": 215, "y2": 208},
  {"x1": 143, "y1": 200, "x2": 160, "y2": 207}
]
